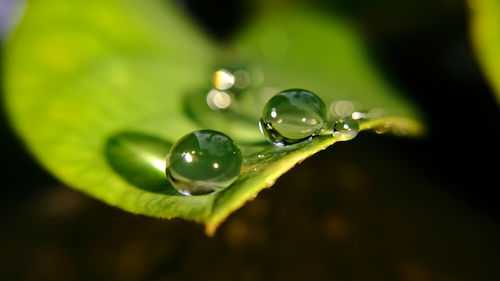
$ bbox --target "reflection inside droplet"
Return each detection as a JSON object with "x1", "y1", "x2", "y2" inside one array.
[
  {"x1": 270, "y1": 108, "x2": 277, "y2": 118},
  {"x1": 183, "y1": 152, "x2": 193, "y2": 163}
]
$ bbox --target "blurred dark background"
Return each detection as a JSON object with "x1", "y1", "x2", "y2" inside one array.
[{"x1": 1, "y1": 0, "x2": 499, "y2": 280}]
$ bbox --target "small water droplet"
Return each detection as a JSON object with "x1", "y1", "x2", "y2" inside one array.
[
  {"x1": 260, "y1": 89, "x2": 326, "y2": 146},
  {"x1": 166, "y1": 130, "x2": 242, "y2": 196},
  {"x1": 375, "y1": 123, "x2": 390, "y2": 134},
  {"x1": 265, "y1": 179, "x2": 275, "y2": 186},
  {"x1": 333, "y1": 118, "x2": 360, "y2": 141},
  {"x1": 259, "y1": 89, "x2": 327, "y2": 146}
]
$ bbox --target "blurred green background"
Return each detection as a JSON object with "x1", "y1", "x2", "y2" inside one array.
[{"x1": 1, "y1": 0, "x2": 499, "y2": 280}]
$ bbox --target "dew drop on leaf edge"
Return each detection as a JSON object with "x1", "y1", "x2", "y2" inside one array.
[
  {"x1": 259, "y1": 89, "x2": 327, "y2": 146},
  {"x1": 166, "y1": 130, "x2": 242, "y2": 196},
  {"x1": 333, "y1": 117, "x2": 360, "y2": 141}
]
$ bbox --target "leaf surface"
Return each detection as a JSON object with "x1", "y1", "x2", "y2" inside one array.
[{"x1": 3, "y1": 0, "x2": 423, "y2": 233}]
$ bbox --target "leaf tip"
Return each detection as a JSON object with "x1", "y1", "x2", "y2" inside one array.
[{"x1": 205, "y1": 222, "x2": 219, "y2": 237}]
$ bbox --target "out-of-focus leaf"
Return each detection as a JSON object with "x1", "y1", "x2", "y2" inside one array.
[{"x1": 470, "y1": 0, "x2": 500, "y2": 104}]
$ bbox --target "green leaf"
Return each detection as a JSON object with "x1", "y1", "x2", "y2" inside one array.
[
  {"x1": 3, "y1": 0, "x2": 423, "y2": 234},
  {"x1": 470, "y1": 0, "x2": 500, "y2": 104}
]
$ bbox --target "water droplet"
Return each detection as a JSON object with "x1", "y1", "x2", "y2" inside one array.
[
  {"x1": 259, "y1": 89, "x2": 327, "y2": 145},
  {"x1": 333, "y1": 118, "x2": 360, "y2": 141},
  {"x1": 375, "y1": 123, "x2": 390, "y2": 134},
  {"x1": 166, "y1": 130, "x2": 242, "y2": 196}
]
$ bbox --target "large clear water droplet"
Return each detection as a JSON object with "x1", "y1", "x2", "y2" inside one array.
[
  {"x1": 166, "y1": 130, "x2": 242, "y2": 196},
  {"x1": 259, "y1": 89, "x2": 327, "y2": 146},
  {"x1": 333, "y1": 118, "x2": 360, "y2": 141}
]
